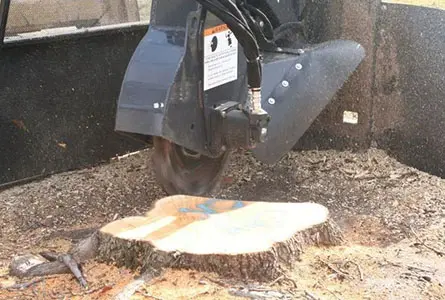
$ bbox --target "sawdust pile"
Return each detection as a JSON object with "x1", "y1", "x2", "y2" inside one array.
[{"x1": 0, "y1": 147, "x2": 444, "y2": 299}]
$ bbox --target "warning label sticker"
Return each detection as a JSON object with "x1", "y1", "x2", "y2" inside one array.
[{"x1": 203, "y1": 24, "x2": 238, "y2": 91}]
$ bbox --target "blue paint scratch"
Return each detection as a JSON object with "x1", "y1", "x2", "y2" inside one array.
[{"x1": 179, "y1": 198, "x2": 245, "y2": 215}]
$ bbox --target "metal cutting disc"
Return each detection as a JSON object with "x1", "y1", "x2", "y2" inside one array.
[{"x1": 151, "y1": 137, "x2": 230, "y2": 196}]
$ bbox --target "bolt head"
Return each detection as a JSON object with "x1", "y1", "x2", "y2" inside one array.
[
  {"x1": 297, "y1": 49, "x2": 305, "y2": 54},
  {"x1": 281, "y1": 80, "x2": 289, "y2": 87},
  {"x1": 295, "y1": 63, "x2": 303, "y2": 70},
  {"x1": 268, "y1": 98, "x2": 276, "y2": 105}
]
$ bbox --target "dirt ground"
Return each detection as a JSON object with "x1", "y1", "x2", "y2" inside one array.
[{"x1": 0, "y1": 147, "x2": 444, "y2": 299}]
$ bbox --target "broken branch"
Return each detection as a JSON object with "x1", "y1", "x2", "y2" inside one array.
[
  {"x1": 318, "y1": 259, "x2": 351, "y2": 280},
  {"x1": 343, "y1": 260, "x2": 363, "y2": 281},
  {"x1": 59, "y1": 254, "x2": 88, "y2": 289},
  {"x1": 410, "y1": 227, "x2": 445, "y2": 257},
  {"x1": 304, "y1": 290, "x2": 320, "y2": 300}
]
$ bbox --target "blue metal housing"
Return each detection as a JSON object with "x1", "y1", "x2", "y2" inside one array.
[{"x1": 115, "y1": 0, "x2": 365, "y2": 163}]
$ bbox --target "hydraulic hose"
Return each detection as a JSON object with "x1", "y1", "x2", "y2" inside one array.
[
  {"x1": 236, "y1": 1, "x2": 276, "y2": 50},
  {"x1": 243, "y1": 3, "x2": 274, "y2": 40},
  {"x1": 218, "y1": 0, "x2": 250, "y2": 29}
]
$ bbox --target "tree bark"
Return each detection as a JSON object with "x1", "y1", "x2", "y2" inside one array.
[
  {"x1": 95, "y1": 195, "x2": 344, "y2": 281},
  {"x1": 10, "y1": 195, "x2": 343, "y2": 283}
]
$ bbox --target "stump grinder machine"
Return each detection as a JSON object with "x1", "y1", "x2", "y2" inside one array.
[{"x1": 115, "y1": 0, "x2": 365, "y2": 195}]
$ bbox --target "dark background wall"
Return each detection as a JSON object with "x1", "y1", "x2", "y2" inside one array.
[
  {"x1": 372, "y1": 4, "x2": 445, "y2": 177},
  {"x1": 298, "y1": 1, "x2": 445, "y2": 178},
  {"x1": 296, "y1": 0, "x2": 378, "y2": 151},
  {"x1": 0, "y1": 26, "x2": 148, "y2": 186}
]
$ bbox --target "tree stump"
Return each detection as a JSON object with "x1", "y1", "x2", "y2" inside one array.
[{"x1": 96, "y1": 195, "x2": 343, "y2": 281}]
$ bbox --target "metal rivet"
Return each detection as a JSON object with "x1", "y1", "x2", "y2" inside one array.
[
  {"x1": 297, "y1": 49, "x2": 304, "y2": 54},
  {"x1": 281, "y1": 80, "x2": 289, "y2": 87},
  {"x1": 276, "y1": 47, "x2": 282, "y2": 52},
  {"x1": 295, "y1": 63, "x2": 303, "y2": 70},
  {"x1": 153, "y1": 103, "x2": 159, "y2": 108},
  {"x1": 259, "y1": 21, "x2": 264, "y2": 27},
  {"x1": 268, "y1": 98, "x2": 276, "y2": 105}
]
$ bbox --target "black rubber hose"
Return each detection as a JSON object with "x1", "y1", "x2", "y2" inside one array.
[
  {"x1": 218, "y1": 0, "x2": 250, "y2": 29},
  {"x1": 243, "y1": 3, "x2": 274, "y2": 40},
  {"x1": 236, "y1": 1, "x2": 276, "y2": 50}
]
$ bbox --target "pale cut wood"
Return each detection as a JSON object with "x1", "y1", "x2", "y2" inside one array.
[{"x1": 96, "y1": 195, "x2": 343, "y2": 281}]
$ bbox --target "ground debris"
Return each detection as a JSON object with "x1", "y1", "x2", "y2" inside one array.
[
  {"x1": 3, "y1": 278, "x2": 44, "y2": 290},
  {"x1": 2, "y1": 148, "x2": 445, "y2": 299}
]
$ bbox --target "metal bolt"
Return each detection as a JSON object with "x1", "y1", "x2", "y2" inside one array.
[
  {"x1": 281, "y1": 80, "x2": 289, "y2": 87},
  {"x1": 268, "y1": 98, "x2": 276, "y2": 105},
  {"x1": 276, "y1": 47, "x2": 282, "y2": 52},
  {"x1": 221, "y1": 111, "x2": 227, "y2": 118},
  {"x1": 297, "y1": 49, "x2": 304, "y2": 54},
  {"x1": 259, "y1": 21, "x2": 264, "y2": 27},
  {"x1": 295, "y1": 63, "x2": 303, "y2": 70}
]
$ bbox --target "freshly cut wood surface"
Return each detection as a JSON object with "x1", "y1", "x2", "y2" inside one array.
[{"x1": 98, "y1": 195, "x2": 343, "y2": 280}]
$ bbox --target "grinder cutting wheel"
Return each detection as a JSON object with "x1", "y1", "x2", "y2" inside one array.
[
  {"x1": 115, "y1": 0, "x2": 366, "y2": 196},
  {"x1": 151, "y1": 136, "x2": 230, "y2": 195}
]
